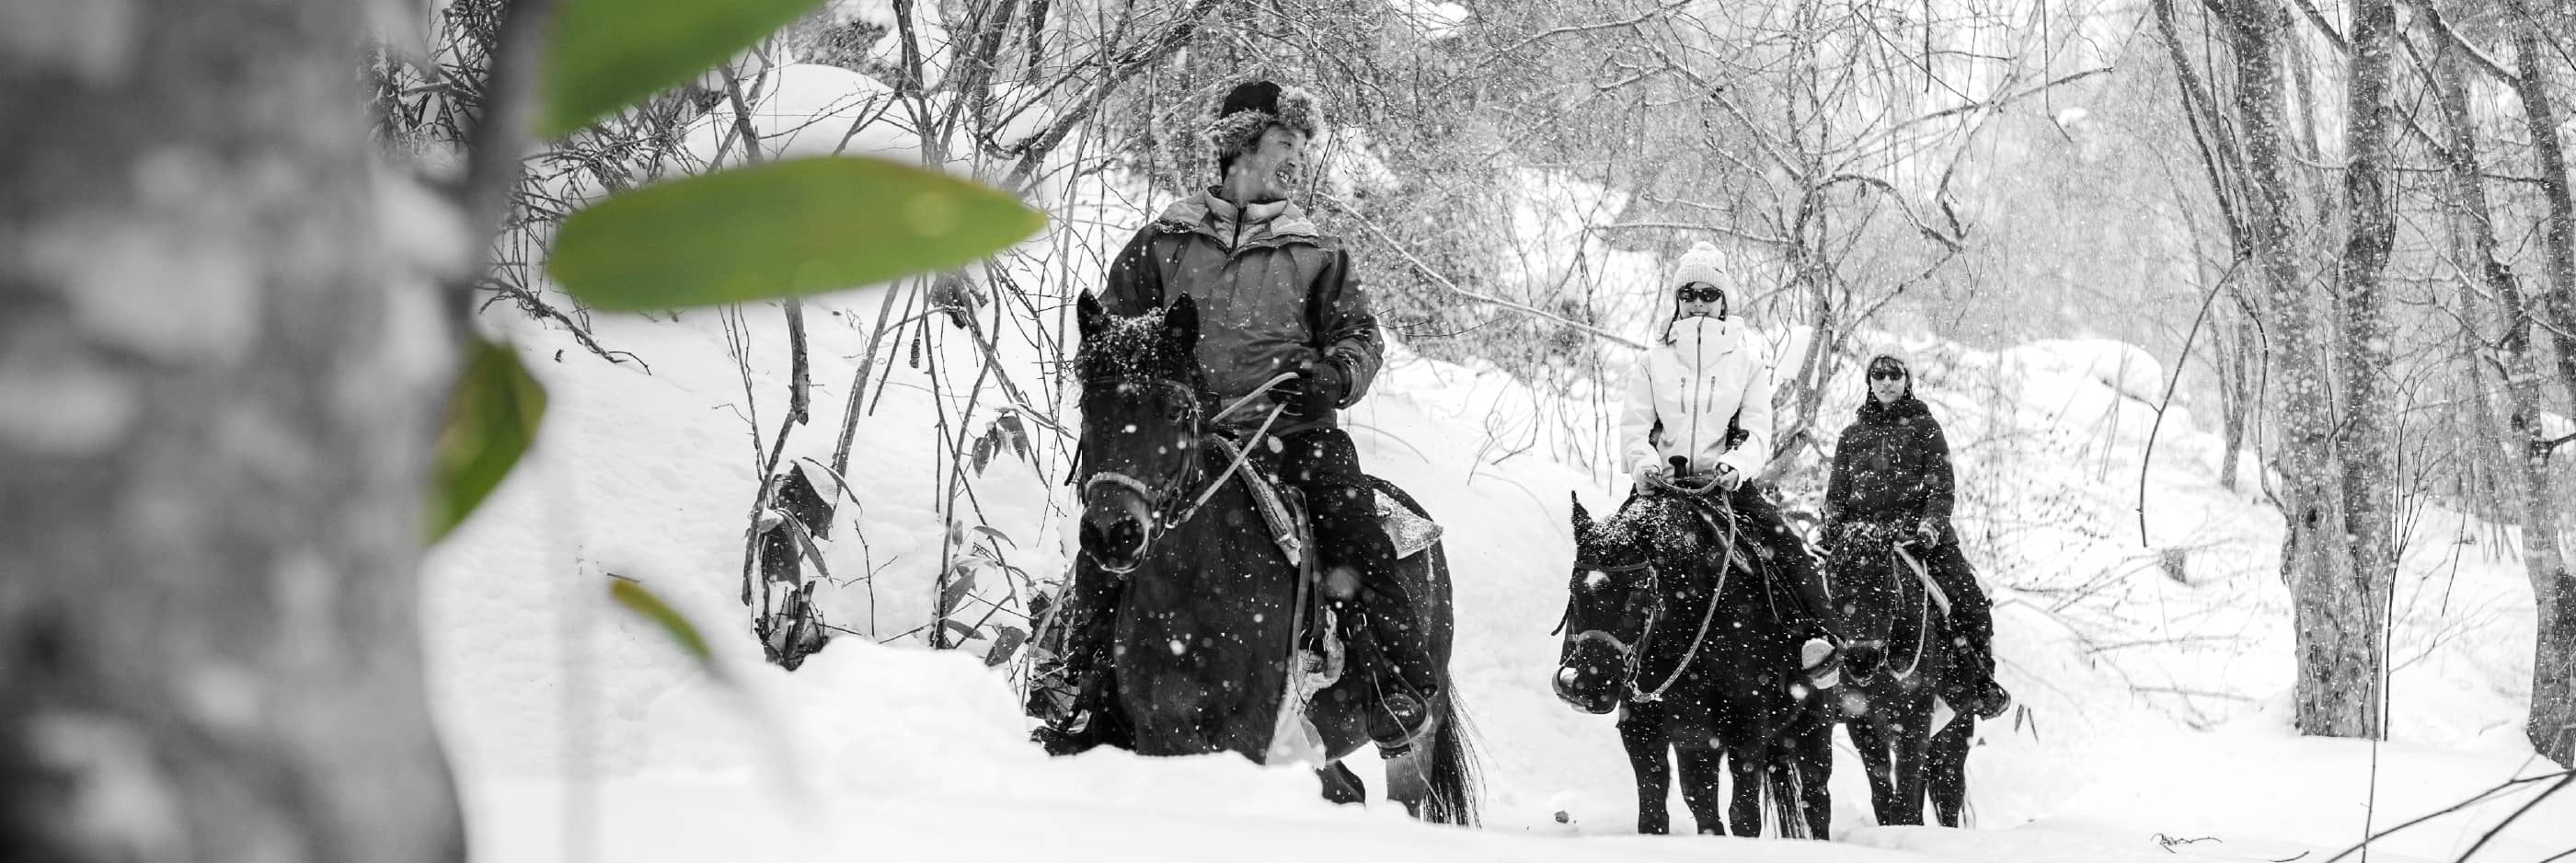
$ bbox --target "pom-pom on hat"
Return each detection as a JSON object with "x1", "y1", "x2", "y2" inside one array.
[{"x1": 1205, "y1": 80, "x2": 1325, "y2": 165}]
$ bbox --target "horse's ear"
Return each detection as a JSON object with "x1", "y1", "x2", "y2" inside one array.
[
  {"x1": 1570, "y1": 493, "x2": 1594, "y2": 538},
  {"x1": 1164, "y1": 293, "x2": 1200, "y2": 351},
  {"x1": 1077, "y1": 291, "x2": 1108, "y2": 340}
]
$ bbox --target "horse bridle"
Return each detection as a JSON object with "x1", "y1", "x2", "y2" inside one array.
[
  {"x1": 1838, "y1": 523, "x2": 1937, "y2": 683},
  {"x1": 1563, "y1": 504, "x2": 1742, "y2": 703},
  {"x1": 1075, "y1": 373, "x2": 1296, "y2": 573}
]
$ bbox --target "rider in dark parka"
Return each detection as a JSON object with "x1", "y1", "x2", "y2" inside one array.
[
  {"x1": 1028, "y1": 81, "x2": 1437, "y2": 754},
  {"x1": 1821, "y1": 352, "x2": 2012, "y2": 719}
]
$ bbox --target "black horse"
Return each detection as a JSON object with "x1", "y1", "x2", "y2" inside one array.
[
  {"x1": 1555, "y1": 488, "x2": 1833, "y2": 837},
  {"x1": 1067, "y1": 292, "x2": 1479, "y2": 824},
  {"x1": 1826, "y1": 524, "x2": 1975, "y2": 826}
]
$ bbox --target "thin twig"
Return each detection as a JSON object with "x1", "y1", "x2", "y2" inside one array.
[
  {"x1": 1321, "y1": 193, "x2": 1649, "y2": 350},
  {"x1": 447, "y1": 0, "x2": 558, "y2": 326}
]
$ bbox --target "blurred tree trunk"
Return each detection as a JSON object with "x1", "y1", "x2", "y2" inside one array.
[
  {"x1": 2506, "y1": 10, "x2": 2576, "y2": 765},
  {"x1": 2215, "y1": 0, "x2": 2383, "y2": 738},
  {"x1": 0, "y1": 0, "x2": 467, "y2": 858}
]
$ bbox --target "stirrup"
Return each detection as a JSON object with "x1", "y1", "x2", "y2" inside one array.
[{"x1": 1972, "y1": 683, "x2": 2013, "y2": 719}]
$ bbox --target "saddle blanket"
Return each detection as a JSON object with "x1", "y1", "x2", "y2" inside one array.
[{"x1": 1210, "y1": 437, "x2": 1444, "y2": 564}]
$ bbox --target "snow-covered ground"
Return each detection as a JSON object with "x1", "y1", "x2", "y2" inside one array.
[{"x1": 420, "y1": 70, "x2": 2571, "y2": 863}]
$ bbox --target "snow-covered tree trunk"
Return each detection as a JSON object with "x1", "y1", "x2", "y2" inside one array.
[
  {"x1": 2430, "y1": 23, "x2": 2573, "y2": 767},
  {"x1": 2507, "y1": 17, "x2": 2576, "y2": 766},
  {"x1": 2216, "y1": 318, "x2": 2256, "y2": 493},
  {"x1": 2328, "y1": 0, "x2": 2400, "y2": 740},
  {"x1": 0, "y1": 0, "x2": 467, "y2": 857},
  {"x1": 2221, "y1": 0, "x2": 2382, "y2": 739}
]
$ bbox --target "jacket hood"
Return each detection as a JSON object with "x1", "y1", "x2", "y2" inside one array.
[
  {"x1": 1156, "y1": 190, "x2": 1323, "y2": 242},
  {"x1": 1665, "y1": 315, "x2": 1745, "y2": 362},
  {"x1": 1857, "y1": 390, "x2": 1930, "y2": 422}
]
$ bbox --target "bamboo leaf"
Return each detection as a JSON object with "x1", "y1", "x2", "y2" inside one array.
[
  {"x1": 996, "y1": 411, "x2": 1033, "y2": 463},
  {"x1": 610, "y1": 580, "x2": 712, "y2": 664},
  {"x1": 548, "y1": 157, "x2": 1045, "y2": 311},
  {"x1": 428, "y1": 339, "x2": 547, "y2": 542},
  {"x1": 972, "y1": 430, "x2": 997, "y2": 474},
  {"x1": 539, "y1": 0, "x2": 830, "y2": 139},
  {"x1": 782, "y1": 515, "x2": 836, "y2": 584},
  {"x1": 985, "y1": 626, "x2": 1029, "y2": 666},
  {"x1": 938, "y1": 567, "x2": 979, "y2": 617},
  {"x1": 971, "y1": 524, "x2": 1017, "y2": 549}
]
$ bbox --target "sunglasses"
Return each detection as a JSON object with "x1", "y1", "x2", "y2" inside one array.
[
  {"x1": 1675, "y1": 286, "x2": 1726, "y2": 304},
  {"x1": 1869, "y1": 368, "x2": 1908, "y2": 380}
]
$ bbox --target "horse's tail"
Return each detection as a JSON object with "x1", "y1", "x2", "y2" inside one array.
[{"x1": 1418, "y1": 685, "x2": 1484, "y2": 826}]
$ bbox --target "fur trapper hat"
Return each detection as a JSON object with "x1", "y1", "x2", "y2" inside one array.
[{"x1": 1205, "y1": 80, "x2": 1325, "y2": 164}]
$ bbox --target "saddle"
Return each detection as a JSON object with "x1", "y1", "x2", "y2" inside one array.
[
  {"x1": 1833, "y1": 520, "x2": 1954, "y2": 617},
  {"x1": 1203, "y1": 437, "x2": 1443, "y2": 764},
  {"x1": 1204, "y1": 436, "x2": 1445, "y2": 570}
]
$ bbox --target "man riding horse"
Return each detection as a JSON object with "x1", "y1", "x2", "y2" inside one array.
[{"x1": 1029, "y1": 80, "x2": 1438, "y2": 753}]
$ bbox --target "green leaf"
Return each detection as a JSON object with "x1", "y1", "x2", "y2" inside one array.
[
  {"x1": 610, "y1": 580, "x2": 712, "y2": 664},
  {"x1": 548, "y1": 156, "x2": 1046, "y2": 311},
  {"x1": 538, "y1": 0, "x2": 829, "y2": 139},
  {"x1": 428, "y1": 339, "x2": 547, "y2": 543}
]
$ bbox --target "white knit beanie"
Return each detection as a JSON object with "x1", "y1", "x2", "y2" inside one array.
[{"x1": 1668, "y1": 242, "x2": 1741, "y2": 313}]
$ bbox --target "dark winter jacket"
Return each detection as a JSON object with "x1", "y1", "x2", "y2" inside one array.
[
  {"x1": 1823, "y1": 394, "x2": 1959, "y2": 545},
  {"x1": 1098, "y1": 190, "x2": 1382, "y2": 437}
]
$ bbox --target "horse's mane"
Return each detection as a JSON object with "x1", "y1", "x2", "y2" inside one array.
[
  {"x1": 1074, "y1": 305, "x2": 1210, "y2": 401},
  {"x1": 1594, "y1": 493, "x2": 1712, "y2": 558}
]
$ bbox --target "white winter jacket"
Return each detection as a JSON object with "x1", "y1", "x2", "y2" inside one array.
[{"x1": 1620, "y1": 316, "x2": 1774, "y2": 479}]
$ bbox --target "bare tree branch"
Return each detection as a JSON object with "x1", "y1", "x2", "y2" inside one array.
[
  {"x1": 1324, "y1": 195, "x2": 1648, "y2": 351},
  {"x1": 1004, "y1": 0, "x2": 1235, "y2": 189}
]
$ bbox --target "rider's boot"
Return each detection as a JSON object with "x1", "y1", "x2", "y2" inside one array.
[
  {"x1": 1330, "y1": 546, "x2": 1438, "y2": 754},
  {"x1": 1926, "y1": 542, "x2": 2013, "y2": 719},
  {"x1": 1959, "y1": 645, "x2": 2013, "y2": 719},
  {"x1": 1777, "y1": 524, "x2": 1845, "y2": 692},
  {"x1": 1729, "y1": 483, "x2": 1842, "y2": 692}
]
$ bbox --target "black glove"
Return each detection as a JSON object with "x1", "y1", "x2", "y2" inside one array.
[{"x1": 1278, "y1": 358, "x2": 1349, "y2": 417}]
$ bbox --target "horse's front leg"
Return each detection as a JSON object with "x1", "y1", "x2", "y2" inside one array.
[
  {"x1": 1722, "y1": 747, "x2": 1764, "y2": 836},
  {"x1": 1887, "y1": 698, "x2": 1937, "y2": 826},
  {"x1": 1795, "y1": 719, "x2": 1837, "y2": 838},
  {"x1": 1927, "y1": 715, "x2": 1974, "y2": 827},
  {"x1": 1618, "y1": 708, "x2": 1673, "y2": 834},
  {"x1": 1673, "y1": 746, "x2": 1727, "y2": 835},
  {"x1": 1846, "y1": 710, "x2": 1901, "y2": 825}
]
